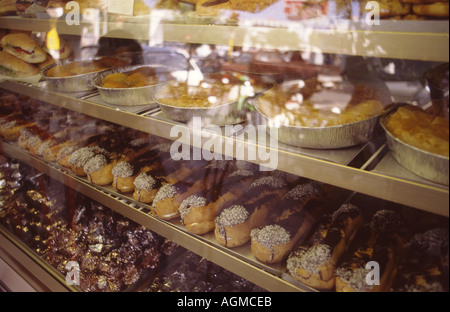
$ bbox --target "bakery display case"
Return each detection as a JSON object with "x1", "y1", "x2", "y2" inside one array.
[{"x1": 0, "y1": 0, "x2": 449, "y2": 293}]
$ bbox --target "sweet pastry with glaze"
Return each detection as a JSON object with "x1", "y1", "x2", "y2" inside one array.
[
  {"x1": 36, "y1": 127, "x2": 76, "y2": 158},
  {"x1": 393, "y1": 227, "x2": 448, "y2": 292},
  {"x1": 17, "y1": 124, "x2": 46, "y2": 150},
  {"x1": 63, "y1": 126, "x2": 125, "y2": 174},
  {"x1": 250, "y1": 181, "x2": 324, "y2": 264},
  {"x1": 84, "y1": 153, "x2": 122, "y2": 186},
  {"x1": 57, "y1": 144, "x2": 83, "y2": 168},
  {"x1": 180, "y1": 168, "x2": 258, "y2": 235},
  {"x1": 335, "y1": 209, "x2": 408, "y2": 292},
  {"x1": 18, "y1": 123, "x2": 68, "y2": 156},
  {"x1": 151, "y1": 181, "x2": 194, "y2": 220},
  {"x1": 0, "y1": 116, "x2": 35, "y2": 141},
  {"x1": 150, "y1": 160, "x2": 224, "y2": 220},
  {"x1": 214, "y1": 176, "x2": 288, "y2": 248},
  {"x1": 41, "y1": 122, "x2": 103, "y2": 162},
  {"x1": 287, "y1": 203, "x2": 364, "y2": 290},
  {"x1": 132, "y1": 171, "x2": 168, "y2": 204},
  {"x1": 113, "y1": 142, "x2": 195, "y2": 195},
  {"x1": 110, "y1": 141, "x2": 164, "y2": 193},
  {"x1": 56, "y1": 128, "x2": 118, "y2": 168},
  {"x1": 68, "y1": 145, "x2": 110, "y2": 177},
  {"x1": 81, "y1": 133, "x2": 152, "y2": 186},
  {"x1": 113, "y1": 157, "x2": 153, "y2": 194},
  {"x1": 43, "y1": 138, "x2": 79, "y2": 162}
]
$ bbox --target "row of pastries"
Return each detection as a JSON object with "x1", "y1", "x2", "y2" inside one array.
[
  {"x1": 1, "y1": 89, "x2": 448, "y2": 292},
  {"x1": 1, "y1": 0, "x2": 448, "y2": 20},
  {"x1": 0, "y1": 154, "x2": 266, "y2": 292}
]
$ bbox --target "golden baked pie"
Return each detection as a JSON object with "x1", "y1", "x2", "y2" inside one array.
[
  {"x1": 46, "y1": 56, "x2": 130, "y2": 78},
  {"x1": 156, "y1": 73, "x2": 272, "y2": 108},
  {"x1": 257, "y1": 78, "x2": 385, "y2": 127},
  {"x1": 101, "y1": 67, "x2": 170, "y2": 88},
  {"x1": 384, "y1": 105, "x2": 449, "y2": 157}
]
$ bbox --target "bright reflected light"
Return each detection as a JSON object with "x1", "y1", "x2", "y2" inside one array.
[
  {"x1": 208, "y1": 96, "x2": 218, "y2": 105},
  {"x1": 46, "y1": 26, "x2": 60, "y2": 60},
  {"x1": 331, "y1": 107, "x2": 342, "y2": 114}
]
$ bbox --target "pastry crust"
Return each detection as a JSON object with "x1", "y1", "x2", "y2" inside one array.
[
  {"x1": 0, "y1": 118, "x2": 35, "y2": 141},
  {"x1": 287, "y1": 203, "x2": 364, "y2": 290},
  {"x1": 196, "y1": 0, "x2": 277, "y2": 16}
]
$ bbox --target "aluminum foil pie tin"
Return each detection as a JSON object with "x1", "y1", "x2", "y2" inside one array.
[
  {"x1": 41, "y1": 56, "x2": 132, "y2": 93},
  {"x1": 254, "y1": 98, "x2": 383, "y2": 150},
  {"x1": 381, "y1": 112, "x2": 449, "y2": 186},
  {"x1": 93, "y1": 65, "x2": 174, "y2": 106},
  {"x1": 155, "y1": 95, "x2": 247, "y2": 127}
]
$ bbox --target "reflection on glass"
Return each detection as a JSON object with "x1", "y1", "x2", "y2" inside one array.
[
  {"x1": 156, "y1": 72, "x2": 273, "y2": 108},
  {"x1": 257, "y1": 77, "x2": 386, "y2": 127}
]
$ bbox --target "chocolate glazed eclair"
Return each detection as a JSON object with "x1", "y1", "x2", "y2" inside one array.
[
  {"x1": 250, "y1": 181, "x2": 325, "y2": 264},
  {"x1": 180, "y1": 169, "x2": 259, "y2": 235},
  {"x1": 214, "y1": 176, "x2": 289, "y2": 248},
  {"x1": 287, "y1": 203, "x2": 364, "y2": 290}
]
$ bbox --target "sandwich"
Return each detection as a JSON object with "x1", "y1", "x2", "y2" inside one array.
[
  {"x1": 0, "y1": 51, "x2": 40, "y2": 78},
  {"x1": 1, "y1": 33, "x2": 47, "y2": 63}
]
